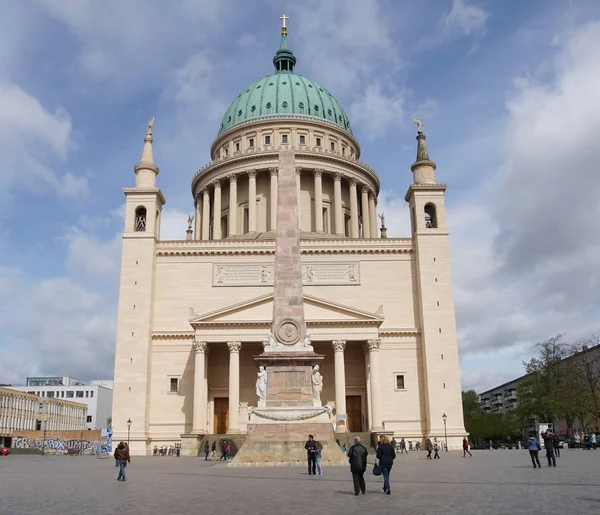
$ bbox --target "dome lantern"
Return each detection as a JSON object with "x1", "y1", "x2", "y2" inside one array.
[{"x1": 273, "y1": 14, "x2": 296, "y2": 72}]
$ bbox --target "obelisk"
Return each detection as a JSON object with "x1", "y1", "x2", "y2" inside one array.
[{"x1": 267, "y1": 151, "x2": 313, "y2": 353}]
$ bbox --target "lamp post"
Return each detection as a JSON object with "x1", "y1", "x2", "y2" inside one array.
[
  {"x1": 127, "y1": 419, "x2": 132, "y2": 448},
  {"x1": 41, "y1": 414, "x2": 49, "y2": 456},
  {"x1": 442, "y1": 413, "x2": 448, "y2": 452}
]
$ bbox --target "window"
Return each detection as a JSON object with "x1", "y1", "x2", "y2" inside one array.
[
  {"x1": 235, "y1": 142, "x2": 240, "y2": 152},
  {"x1": 221, "y1": 215, "x2": 228, "y2": 238},
  {"x1": 61, "y1": 391, "x2": 65, "y2": 398},
  {"x1": 134, "y1": 207, "x2": 147, "y2": 232},
  {"x1": 85, "y1": 391, "x2": 89, "y2": 398},
  {"x1": 86, "y1": 415, "x2": 92, "y2": 423},
  {"x1": 316, "y1": 137, "x2": 322, "y2": 147},
  {"x1": 395, "y1": 374, "x2": 406, "y2": 390},
  {"x1": 425, "y1": 203, "x2": 438, "y2": 228},
  {"x1": 265, "y1": 135, "x2": 271, "y2": 145},
  {"x1": 76, "y1": 391, "x2": 84, "y2": 398},
  {"x1": 330, "y1": 141, "x2": 335, "y2": 151},
  {"x1": 249, "y1": 138, "x2": 254, "y2": 148},
  {"x1": 66, "y1": 391, "x2": 74, "y2": 398},
  {"x1": 169, "y1": 378, "x2": 179, "y2": 393},
  {"x1": 299, "y1": 135, "x2": 306, "y2": 145},
  {"x1": 46, "y1": 391, "x2": 54, "y2": 398},
  {"x1": 90, "y1": 391, "x2": 94, "y2": 398},
  {"x1": 282, "y1": 135, "x2": 288, "y2": 144},
  {"x1": 243, "y1": 207, "x2": 249, "y2": 233}
]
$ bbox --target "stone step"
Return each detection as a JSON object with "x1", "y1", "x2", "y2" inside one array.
[{"x1": 198, "y1": 434, "x2": 247, "y2": 457}]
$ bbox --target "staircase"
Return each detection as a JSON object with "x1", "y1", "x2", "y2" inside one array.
[
  {"x1": 197, "y1": 434, "x2": 247, "y2": 458},
  {"x1": 337, "y1": 432, "x2": 378, "y2": 454}
]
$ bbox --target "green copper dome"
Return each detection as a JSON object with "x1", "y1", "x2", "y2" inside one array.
[{"x1": 218, "y1": 34, "x2": 352, "y2": 136}]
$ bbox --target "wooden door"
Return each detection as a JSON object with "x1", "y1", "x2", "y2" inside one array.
[
  {"x1": 214, "y1": 398, "x2": 229, "y2": 434},
  {"x1": 346, "y1": 396, "x2": 362, "y2": 432}
]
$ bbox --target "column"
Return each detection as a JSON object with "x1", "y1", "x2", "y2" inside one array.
[
  {"x1": 332, "y1": 340, "x2": 347, "y2": 432},
  {"x1": 212, "y1": 180, "x2": 222, "y2": 240},
  {"x1": 334, "y1": 173, "x2": 344, "y2": 236},
  {"x1": 227, "y1": 341, "x2": 242, "y2": 433},
  {"x1": 201, "y1": 188, "x2": 210, "y2": 240},
  {"x1": 248, "y1": 170, "x2": 257, "y2": 232},
  {"x1": 295, "y1": 167, "x2": 302, "y2": 228},
  {"x1": 192, "y1": 341, "x2": 207, "y2": 434},
  {"x1": 314, "y1": 169, "x2": 323, "y2": 232},
  {"x1": 228, "y1": 174, "x2": 238, "y2": 236},
  {"x1": 194, "y1": 198, "x2": 202, "y2": 240},
  {"x1": 349, "y1": 179, "x2": 359, "y2": 238},
  {"x1": 363, "y1": 344, "x2": 373, "y2": 431},
  {"x1": 367, "y1": 339, "x2": 383, "y2": 431},
  {"x1": 361, "y1": 186, "x2": 371, "y2": 238},
  {"x1": 269, "y1": 167, "x2": 278, "y2": 231},
  {"x1": 369, "y1": 192, "x2": 378, "y2": 239}
]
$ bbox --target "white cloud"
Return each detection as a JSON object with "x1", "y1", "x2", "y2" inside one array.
[
  {"x1": 160, "y1": 208, "x2": 191, "y2": 241},
  {"x1": 349, "y1": 82, "x2": 405, "y2": 140},
  {"x1": 442, "y1": 0, "x2": 489, "y2": 39},
  {"x1": 63, "y1": 228, "x2": 122, "y2": 280}
]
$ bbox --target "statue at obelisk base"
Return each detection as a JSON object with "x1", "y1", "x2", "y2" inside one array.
[{"x1": 230, "y1": 150, "x2": 346, "y2": 468}]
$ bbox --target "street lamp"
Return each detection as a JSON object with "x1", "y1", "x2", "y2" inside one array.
[
  {"x1": 127, "y1": 419, "x2": 132, "y2": 448},
  {"x1": 41, "y1": 413, "x2": 49, "y2": 456},
  {"x1": 442, "y1": 413, "x2": 448, "y2": 452}
]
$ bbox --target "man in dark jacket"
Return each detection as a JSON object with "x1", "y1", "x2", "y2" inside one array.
[
  {"x1": 304, "y1": 435, "x2": 317, "y2": 475},
  {"x1": 543, "y1": 429, "x2": 557, "y2": 467},
  {"x1": 347, "y1": 436, "x2": 368, "y2": 495},
  {"x1": 114, "y1": 442, "x2": 131, "y2": 481}
]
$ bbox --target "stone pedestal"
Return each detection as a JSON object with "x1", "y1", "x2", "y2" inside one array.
[{"x1": 180, "y1": 434, "x2": 200, "y2": 457}]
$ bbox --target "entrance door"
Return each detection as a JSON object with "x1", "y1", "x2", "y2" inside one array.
[
  {"x1": 214, "y1": 398, "x2": 229, "y2": 434},
  {"x1": 346, "y1": 396, "x2": 362, "y2": 432}
]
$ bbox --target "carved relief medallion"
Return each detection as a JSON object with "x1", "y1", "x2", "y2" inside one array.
[{"x1": 277, "y1": 319, "x2": 301, "y2": 345}]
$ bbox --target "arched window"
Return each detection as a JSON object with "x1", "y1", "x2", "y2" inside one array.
[
  {"x1": 424, "y1": 203, "x2": 437, "y2": 228},
  {"x1": 135, "y1": 207, "x2": 147, "y2": 232}
]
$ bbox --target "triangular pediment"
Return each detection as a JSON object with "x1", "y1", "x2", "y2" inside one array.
[{"x1": 189, "y1": 293, "x2": 384, "y2": 326}]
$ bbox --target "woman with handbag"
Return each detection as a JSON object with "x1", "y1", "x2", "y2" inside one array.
[{"x1": 376, "y1": 436, "x2": 396, "y2": 495}]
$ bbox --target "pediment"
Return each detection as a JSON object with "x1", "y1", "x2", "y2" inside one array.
[{"x1": 189, "y1": 293, "x2": 384, "y2": 326}]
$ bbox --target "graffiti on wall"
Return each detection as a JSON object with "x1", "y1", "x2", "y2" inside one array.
[
  {"x1": 13, "y1": 437, "x2": 98, "y2": 454},
  {"x1": 99, "y1": 428, "x2": 112, "y2": 454}
]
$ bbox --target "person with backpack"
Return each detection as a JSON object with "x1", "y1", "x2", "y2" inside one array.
[
  {"x1": 462, "y1": 436, "x2": 472, "y2": 457},
  {"x1": 347, "y1": 436, "x2": 368, "y2": 495},
  {"x1": 426, "y1": 437, "x2": 433, "y2": 459},
  {"x1": 114, "y1": 441, "x2": 131, "y2": 481},
  {"x1": 527, "y1": 432, "x2": 542, "y2": 468},
  {"x1": 543, "y1": 429, "x2": 557, "y2": 467},
  {"x1": 552, "y1": 434, "x2": 560, "y2": 458}
]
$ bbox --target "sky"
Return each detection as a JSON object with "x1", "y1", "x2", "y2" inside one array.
[{"x1": 1, "y1": 0, "x2": 599, "y2": 393}]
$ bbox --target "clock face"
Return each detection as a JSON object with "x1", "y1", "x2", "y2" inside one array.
[{"x1": 277, "y1": 319, "x2": 300, "y2": 345}]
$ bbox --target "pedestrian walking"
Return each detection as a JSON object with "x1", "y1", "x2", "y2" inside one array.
[
  {"x1": 400, "y1": 438, "x2": 407, "y2": 455},
  {"x1": 342, "y1": 442, "x2": 348, "y2": 454},
  {"x1": 426, "y1": 437, "x2": 433, "y2": 459},
  {"x1": 553, "y1": 434, "x2": 560, "y2": 458},
  {"x1": 225, "y1": 441, "x2": 232, "y2": 461},
  {"x1": 592, "y1": 433, "x2": 597, "y2": 450},
  {"x1": 462, "y1": 437, "x2": 472, "y2": 457},
  {"x1": 347, "y1": 436, "x2": 368, "y2": 496},
  {"x1": 210, "y1": 440, "x2": 217, "y2": 460},
  {"x1": 305, "y1": 434, "x2": 317, "y2": 475},
  {"x1": 315, "y1": 441, "x2": 323, "y2": 475},
  {"x1": 433, "y1": 438, "x2": 441, "y2": 459},
  {"x1": 527, "y1": 432, "x2": 542, "y2": 469},
  {"x1": 204, "y1": 440, "x2": 210, "y2": 461},
  {"x1": 489, "y1": 439, "x2": 493, "y2": 451},
  {"x1": 543, "y1": 429, "x2": 557, "y2": 467},
  {"x1": 376, "y1": 436, "x2": 396, "y2": 495},
  {"x1": 114, "y1": 441, "x2": 131, "y2": 481},
  {"x1": 575, "y1": 432, "x2": 581, "y2": 449}
]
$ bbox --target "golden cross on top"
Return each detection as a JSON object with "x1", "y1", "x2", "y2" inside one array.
[{"x1": 280, "y1": 13, "x2": 289, "y2": 35}]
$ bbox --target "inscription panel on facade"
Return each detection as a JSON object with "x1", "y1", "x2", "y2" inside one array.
[{"x1": 213, "y1": 262, "x2": 360, "y2": 286}]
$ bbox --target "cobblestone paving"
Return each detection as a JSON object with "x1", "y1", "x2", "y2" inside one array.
[{"x1": 1, "y1": 449, "x2": 600, "y2": 515}]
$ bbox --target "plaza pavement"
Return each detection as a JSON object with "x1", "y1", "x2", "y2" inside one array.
[{"x1": 1, "y1": 449, "x2": 599, "y2": 514}]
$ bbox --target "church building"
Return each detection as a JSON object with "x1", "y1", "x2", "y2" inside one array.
[{"x1": 111, "y1": 21, "x2": 466, "y2": 455}]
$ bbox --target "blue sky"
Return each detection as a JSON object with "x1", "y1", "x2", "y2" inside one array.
[{"x1": 1, "y1": 0, "x2": 600, "y2": 392}]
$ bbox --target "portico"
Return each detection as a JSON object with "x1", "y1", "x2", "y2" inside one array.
[{"x1": 186, "y1": 293, "x2": 385, "y2": 435}]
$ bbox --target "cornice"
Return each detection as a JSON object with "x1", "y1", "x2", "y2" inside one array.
[
  {"x1": 404, "y1": 183, "x2": 448, "y2": 202},
  {"x1": 152, "y1": 332, "x2": 195, "y2": 341},
  {"x1": 123, "y1": 187, "x2": 166, "y2": 205},
  {"x1": 379, "y1": 328, "x2": 421, "y2": 337},
  {"x1": 188, "y1": 319, "x2": 383, "y2": 328},
  {"x1": 155, "y1": 238, "x2": 413, "y2": 257}
]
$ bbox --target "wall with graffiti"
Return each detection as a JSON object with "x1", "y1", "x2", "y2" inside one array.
[{"x1": 9, "y1": 430, "x2": 109, "y2": 455}]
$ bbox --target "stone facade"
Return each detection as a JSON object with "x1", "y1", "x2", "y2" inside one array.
[{"x1": 111, "y1": 33, "x2": 466, "y2": 455}]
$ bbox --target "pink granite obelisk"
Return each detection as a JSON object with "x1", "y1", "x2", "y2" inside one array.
[{"x1": 268, "y1": 151, "x2": 312, "y2": 352}]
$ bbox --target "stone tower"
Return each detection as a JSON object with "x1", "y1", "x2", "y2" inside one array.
[
  {"x1": 405, "y1": 123, "x2": 466, "y2": 442},
  {"x1": 112, "y1": 120, "x2": 166, "y2": 453}
]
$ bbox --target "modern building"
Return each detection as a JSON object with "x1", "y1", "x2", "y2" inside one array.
[
  {"x1": 479, "y1": 344, "x2": 600, "y2": 433},
  {"x1": 8, "y1": 377, "x2": 113, "y2": 430},
  {"x1": 112, "y1": 21, "x2": 467, "y2": 455},
  {"x1": 0, "y1": 387, "x2": 87, "y2": 446}
]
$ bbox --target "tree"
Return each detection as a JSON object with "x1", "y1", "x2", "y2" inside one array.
[
  {"x1": 106, "y1": 416, "x2": 112, "y2": 429},
  {"x1": 462, "y1": 390, "x2": 481, "y2": 425},
  {"x1": 514, "y1": 334, "x2": 571, "y2": 426}
]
